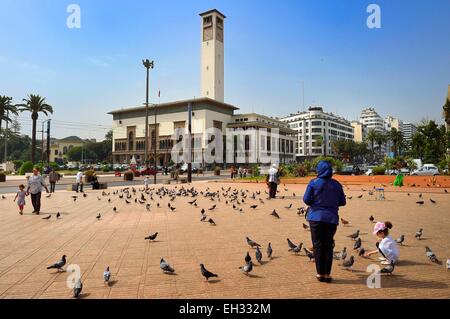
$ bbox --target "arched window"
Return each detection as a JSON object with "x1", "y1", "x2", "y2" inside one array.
[{"x1": 128, "y1": 132, "x2": 134, "y2": 151}]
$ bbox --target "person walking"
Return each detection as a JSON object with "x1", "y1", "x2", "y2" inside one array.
[
  {"x1": 48, "y1": 169, "x2": 60, "y2": 193},
  {"x1": 303, "y1": 160, "x2": 346, "y2": 283},
  {"x1": 14, "y1": 184, "x2": 27, "y2": 215},
  {"x1": 266, "y1": 163, "x2": 280, "y2": 199},
  {"x1": 26, "y1": 167, "x2": 49, "y2": 215},
  {"x1": 75, "y1": 170, "x2": 84, "y2": 193}
]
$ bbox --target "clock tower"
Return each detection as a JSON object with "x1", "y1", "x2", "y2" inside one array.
[{"x1": 200, "y1": 9, "x2": 226, "y2": 102}]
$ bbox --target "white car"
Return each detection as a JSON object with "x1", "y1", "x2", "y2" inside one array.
[{"x1": 411, "y1": 166, "x2": 440, "y2": 176}]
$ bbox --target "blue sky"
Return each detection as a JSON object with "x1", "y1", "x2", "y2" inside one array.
[{"x1": 1, "y1": 0, "x2": 449, "y2": 140}]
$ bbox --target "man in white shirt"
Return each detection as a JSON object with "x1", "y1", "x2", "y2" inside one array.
[
  {"x1": 26, "y1": 167, "x2": 49, "y2": 215},
  {"x1": 267, "y1": 163, "x2": 280, "y2": 199},
  {"x1": 76, "y1": 170, "x2": 84, "y2": 193}
]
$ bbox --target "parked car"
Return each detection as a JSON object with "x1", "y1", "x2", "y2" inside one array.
[
  {"x1": 411, "y1": 166, "x2": 440, "y2": 176},
  {"x1": 339, "y1": 166, "x2": 358, "y2": 176}
]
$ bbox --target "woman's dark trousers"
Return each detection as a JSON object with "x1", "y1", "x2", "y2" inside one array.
[
  {"x1": 31, "y1": 192, "x2": 42, "y2": 213},
  {"x1": 309, "y1": 221, "x2": 337, "y2": 275},
  {"x1": 269, "y1": 182, "x2": 277, "y2": 198}
]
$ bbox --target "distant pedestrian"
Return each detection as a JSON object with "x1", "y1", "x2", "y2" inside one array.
[
  {"x1": 75, "y1": 170, "x2": 84, "y2": 193},
  {"x1": 144, "y1": 176, "x2": 150, "y2": 190},
  {"x1": 48, "y1": 169, "x2": 60, "y2": 193},
  {"x1": 266, "y1": 164, "x2": 280, "y2": 199},
  {"x1": 26, "y1": 167, "x2": 49, "y2": 215},
  {"x1": 230, "y1": 166, "x2": 235, "y2": 179},
  {"x1": 14, "y1": 184, "x2": 27, "y2": 215},
  {"x1": 243, "y1": 168, "x2": 248, "y2": 178}
]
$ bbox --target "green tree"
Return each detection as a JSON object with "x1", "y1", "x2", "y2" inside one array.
[
  {"x1": 409, "y1": 120, "x2": 447, "y2": 164},
  {"x1": 375, "y1": 131, "x2": 387, "y2": 159},
  {"x1": 0, "y1": 96, "x2": 18, "y2": 133},
  {"x1": 443, "y1": 98, "x2": 450, "y2": 131},
  {"x1": 388, "y1": 127, "x2": 404, "y2": 158},
  {"x1": 17, "y1": 94, "x2": 53, "y2": 163},
  {"x1": 365, "y1": 129, "x2": 378, "y2": 161}
]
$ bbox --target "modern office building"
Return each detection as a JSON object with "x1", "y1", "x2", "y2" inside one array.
[
  {"x1": 109, "y1": 9, "x2": 295, "y2": 166},
  {"x1": 280, "y1": 107, "x2": 354, "y2": 161},
  {"x1": 403, "y1": 122, "x2": 417, "y2": 148}
]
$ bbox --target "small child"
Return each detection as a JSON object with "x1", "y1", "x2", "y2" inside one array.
[
  {"x1": 365, "y1": 221, "x2": 399, "y2": 266},
  {"x1": 14, "y1": 184, "x2": 27, "y2": 215}
]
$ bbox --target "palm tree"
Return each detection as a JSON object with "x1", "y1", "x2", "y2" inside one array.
[
  {"x1": 443, "y1": 98, "x2": 450, "y2": 132},
  {"x1": 375, "y1": 131, "x2": 387, "y2": 159},
  {"x1": 17, "y1": 94, "x2": 53, "y2": 163},
  {"x1": 0, "y1": 95, "x2": 18, "y2": 135},
  {"x1": 388, "y1": 128, "x2": 404, "y2": 158},
  {"x1": 365, "y1": 129, "x2": 377, "y2": 162}
]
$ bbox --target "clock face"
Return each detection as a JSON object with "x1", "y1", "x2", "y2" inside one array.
[{"x1": 203, "y1": 26, "x2": 213, "y2": 41}]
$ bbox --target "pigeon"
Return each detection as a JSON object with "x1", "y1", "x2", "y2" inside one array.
[
  {"x1": 416, "y1": 201, "x2": 424, "y2": 205},
  {"x1": 304, "y1": 248, "x2": 314, "y2": 261},
  {"x1": 200, "y1": 264, "x2": 218, "y2": 281},
  {"x1": 73, "y1": 278, "x2": 83, "y2": 298},
  {"x1": 445, "y1": 189, "x2": 448, "y2": 194},
  {"x1": 170, "y1": 206, "x2": 176, "y2": 212},
  {"x1": 96, "y1": 213, "x2": 101, "y2": 220},
  {"x1": 47, "y1": 255, "x2": 67, "y2": 271},
  {"x1": 245, "y1": 252, "x2": 252, "y2": 263},
  {"x1": 46, "y1": 194, "x2": 51, "y2": 198},
  {"x1": 42, "y1": 215, "x2": 51, "y2": 220},
  {"x1": 340, "y1": 218, "x2": 350, "y2": 226},
  {"x1": 348, "y1": 230, "x2": 360, "y2": 240},
  {"x1": 353, "y1": 237, "x2": 362, "y2": 250},
  {"x1": 419, "y1": 193, "x2": 422, "y2": 198},
  {"x1": 369, "y1": 215, "x2": 375, "y2": 223},
  {"x1": 239, "y1": 261, "x2": 253, "y2": 275},
  {"x1": 113, "y1": 206, "x2": 117, "y2": 212},
  {"x1": 302, "y1": 223, "x2": 310, "y2": 231},
  {"x1": 267, "y1": 243, "x2": 273, "y2": 259},
  {"x1": 56, "y1": 212, "x2": 61, "y2": 219},
  {"x1": 415, "y1": 228, "x2": 423, "y2": 240},
  {"x1": 290, "y1": 243, "x2": 302, "y2": 255},
  {"x1": 430, "y1": 198, "x2": 436, "y2": 204},
  {"x1": 347, "y1": 196, "x2": 353, "y2": 200},
  {"x1": 380, "y1": 261, "x2": 395, "y2": 274},
  {"x1": 285, "y1": 203, "x2": 293, "y2": 209},
  {"x1": 255, "y1": 246, "x2": 263, "y2": 264},
  {"x1": 341, "y1": 256, "x2": 355, "y2": 271},
  {"x1": 208, "y1": 218, "x2": 216, "y2": 226},
  {"x1": 188, "y1": 199, "x2": 197, "y2": 205},
  {"x1": 250, "y1": 205, "x2": 258, "y2": 209},
  {"x1": 270, "y1": 210, "x2": 280, "y2": 219},
  {"x1": 358, "y1": 247, "x2": 366, "y2": 257},
  {"x1": 103, "y1": 266, "x2": 111, "y2": 283},
  {"x1": 287, "y1": 238, "x2": 298, "y2": 251},
  {"x1": 125, "y1": 199, "x2": 131, "y2": 204},
  {"x1": 425, "y1": 246, "x2": 441, "y2": 264},
  {"x1": 396, "y1": 235, "x2": 405, "y2": 245},
  {"x1": 160, "y1": 258, "x2": 175, "y2": 273},
  {"x1": 246, "y1": 237, "x2": 261, "y2": 248},
  {"x1": 357, "y1": 195, "x2": 363, "y2": 199},
  {"x1": 200, "y1": 215, "x2": 207, "y2": 222},
  {"x1": 447, "y1": 259, "x2": 450, "y2": 270},
  {"x1": 208, "y1": 205, "x2": 216, "y2": 211},
  {"x1": 145, "y1": 232, "x2": 158, "y2": 241},
  {"x1": 334, "y1": 247, "x2": 347, "y2": 260}
]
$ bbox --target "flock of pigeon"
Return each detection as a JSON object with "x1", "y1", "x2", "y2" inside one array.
[{"x1": 2, "y1": 182, "x2": 450, "y2": 298}]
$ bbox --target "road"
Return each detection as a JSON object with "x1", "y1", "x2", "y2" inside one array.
[{"x1": 0, "y1": 173, "x2": 226, "y2": 194}]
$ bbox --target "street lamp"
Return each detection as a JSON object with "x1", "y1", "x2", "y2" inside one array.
[{"x1": 142, "y1": 59, "x2": 154, "y2": 170}]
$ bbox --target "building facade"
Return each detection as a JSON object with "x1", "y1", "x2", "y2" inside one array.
[
  {"x1": 280, "y1": 107, "x2": 354, "y2": 161},
  {"x1": 403, "y1": 122, "x2": 417, "y2": 149},
  {"x1": 49, "y1": 136, "x2": 94, "y2": 163},
  {"x1": 351, "y1": 121, "x2": 367, "y2": 143}
]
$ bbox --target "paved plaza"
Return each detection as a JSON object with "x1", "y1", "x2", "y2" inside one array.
[{"x1": 0, "y1": 181, "x2": 449, "y2": 299}]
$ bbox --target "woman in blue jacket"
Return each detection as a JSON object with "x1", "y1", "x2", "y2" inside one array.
[{"x1": 303, "y1": 160, "x2": 346, "y2": 282}]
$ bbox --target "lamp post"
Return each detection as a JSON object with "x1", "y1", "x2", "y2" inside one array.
[{"x1": 142, "y1": 59, "x2": 154, "y2": 170}]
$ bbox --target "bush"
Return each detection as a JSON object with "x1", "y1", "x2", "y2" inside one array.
[
  {"x1": 124, "y1": 171, "x2": 134, "y2": 181},
  {"x1": 294, "y1": 164, "x2": 308, "y2": 177},
  {"x1": 372, "y1": 166, "x2": 386, "y2": 175},
  {"x1": 13, "y1": 160, "x2": 23, "y2": 171},
  {"x1": 19, "y1": 161, "x2": 34, "y2": 175},
  {"x1": 251, "y1": 164, "x2": 260, "y2": 177},
  {"x1": 102, "y1": 165, "x2": 110, "y2": 172},
  {"x1": 312, "y1": 156, "x2": 343, "y2": 173}
]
